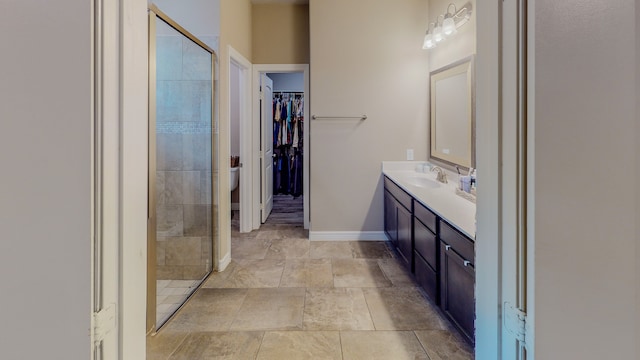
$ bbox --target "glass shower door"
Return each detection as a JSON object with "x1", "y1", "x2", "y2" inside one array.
[{"x1": 148, "y1": 6, "x2": 216, "y2": 331}]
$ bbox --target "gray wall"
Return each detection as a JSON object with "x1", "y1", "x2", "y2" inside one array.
[
  {"x1": 534, "y1": 0, "x2": 637, "y2": 357},
  {"x1": 0, "y1": 0, "x2": 91, "y2": 358}
]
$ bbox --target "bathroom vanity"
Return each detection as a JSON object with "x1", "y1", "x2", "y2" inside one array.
[{"x1": 382, "y1": 161, "x2": 476, "y2": 344}]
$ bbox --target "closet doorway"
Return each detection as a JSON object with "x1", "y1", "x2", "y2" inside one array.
[{"x1": 252, "y1": 65, "x2": 310, "y2": 230}]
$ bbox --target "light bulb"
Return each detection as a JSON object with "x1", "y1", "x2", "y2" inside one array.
[
  {"x1": 422, "y1": 33, "x2": 436, "y2": 49},
  {"x1": 434, "y1": 25, "x2": 443, "y2": 42},
  {"x1": 443, "y1": 16, "x2": 456, "y2": 36}
]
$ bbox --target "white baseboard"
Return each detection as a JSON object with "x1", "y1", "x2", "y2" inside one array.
[
  {"x1": 217, "y1": 252, "x2": 231, "y2": 271},
  {"x1": 231, "y1": 202, "x2": 240, "y2": 211},
  {"x1": 309, "y1": 231, "x2": 389, "y2": 241}
]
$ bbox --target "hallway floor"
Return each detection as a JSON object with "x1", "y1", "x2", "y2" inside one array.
[{"x1": 147, "y1": 196, "x2": 473, "y2": 359}]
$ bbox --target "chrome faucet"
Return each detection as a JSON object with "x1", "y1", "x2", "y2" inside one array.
[{"x1": 431, "y1": 166, "x2": 448, "y2": 184}]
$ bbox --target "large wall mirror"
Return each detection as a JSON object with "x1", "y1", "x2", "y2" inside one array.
[{"x1": 430, "y1": 55, "x2": 475, "y2": 170}]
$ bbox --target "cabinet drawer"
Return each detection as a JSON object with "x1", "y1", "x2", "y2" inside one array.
[
  {"x1": 384, "y1": 176, "x2": 412, "y2": 211},
  {"x1": 414, "y1": 218, "x2": 437, "y2": 269},
  {"x1": 440, "y1": 221, "x2": 474, "y2": 265},
  {"x1": 414, "y1": 201, "x2": 437, "y2": 233},
  {"x1": 415, "y1": 251, "x2": 438, "y2": 304}
]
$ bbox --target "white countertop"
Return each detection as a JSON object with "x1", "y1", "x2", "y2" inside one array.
[{"x1": 382, "y1": 161, "x2": 476, "y2": 239}]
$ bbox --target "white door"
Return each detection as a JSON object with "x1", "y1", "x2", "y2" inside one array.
[{"x1": 261, "y1": 74, "x2": 274, "y2": 223}]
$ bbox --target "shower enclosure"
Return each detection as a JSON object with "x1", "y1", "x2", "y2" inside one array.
[{"x1": 147, "y1": 5, "x2": 218, "y2": 332}]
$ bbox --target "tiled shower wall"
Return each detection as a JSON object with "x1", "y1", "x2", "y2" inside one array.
[{"x1": 155, "y1": 34, "x2": 213, "y2": 281}]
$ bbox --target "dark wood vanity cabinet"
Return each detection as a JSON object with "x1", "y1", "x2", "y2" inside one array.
[
  {"x1": 413, "y1": 202, "x2": 438, "y2": 303},
  {"x1": 383, "y1": 178, "x2": 413, "y2": 267},
  {"x1": 383, "y1": 190, "x2": 398, "y2": 247},
  {"x1": 383, "y1": 176, "x2": 475, "y2": 344},
  {"x1": 439, "y1": 221, "x2": 475, "y2": 344}
]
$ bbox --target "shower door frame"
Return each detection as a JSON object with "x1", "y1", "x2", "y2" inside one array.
[{"x1": 147, "y1": 4, "x2": 217, "y2": 334}]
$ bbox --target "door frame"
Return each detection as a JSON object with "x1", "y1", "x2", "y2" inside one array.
[
  {"x1": 475, "y1": 0, "x2": 535, "y2": 358},
  {"x1": 228, "y1": 46, "x2": 253, "y2": 233},
  {"x1": 252, "y1": 64, "x2": 310, "y2": 230}
]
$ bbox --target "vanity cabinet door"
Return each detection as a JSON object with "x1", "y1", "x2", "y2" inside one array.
[
  {"x1": 415, "y1": 251, "x2": 438, "y2": 302},
  {"x1": 383, "y1": 190, "x2": 398, "y2": 247},
  {"x1": 440, "y1": 241, "x2": 475, "y2": 344},
  {"x1": 414, "y1": 218, "x2": 438, "y2": 303},
  {"x1": 414, "y1": 218, "x2": 437, "y2": 269},
  {"x1": 396, "y1": 203, "x2": 412, "y2": 269}
]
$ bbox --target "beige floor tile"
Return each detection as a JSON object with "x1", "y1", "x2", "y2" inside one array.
[
  {"x1": 257, "y1": 331, "x2": 342, "y2": 360},
  {"x1": 231, "y1": 237, "x2": 272, "y2": 259},
  {"x1": 149, "y1": 214, "x2": 467, "y2": 359},
  {"x1": 147, "y1": 329, "x2": 188, "y2": 360},
  {"x1": 377, "y1": 258, "x2": 417, "y2": 287},
  {"x1": 332, "y1": 259, "x2": 392, "y2": 288},
  {"x1": 168, "y1": 331, "x2": 264, "y2": 360},
  {"x1": 201, "y1": 260, "x2": 238, "y2": 288},
  {"x1": 414, "y1": 330, "x2": 474, "y2": 360},
  {"x1": 303, "y1": 288, "x2": 375, "y2": 330},
  {"x1": 340, "y1": 331, "x2": 429, "y2": 360},
  {"x1": 363, "y1": 287, "x2": 448, "y2": 330},
  {"x1": 254, "y1": 229, "x2": 283, "y2": 241},
  {"x1": 265, "y1": 238, "x2": 310, "y2": 259},
  {"x1": 231, "y1": 228, "x2": 259, "y2": 240},
  {"x1": 310, "y1": 241, "x2": 354, "y2": 259},
  {"x1": 277, "y1": 226, "x2": 307, "y2": 239},
  {"x1": 280, "y1": 259, "x2": 333, "y2": 288},
  {"x1": 230, "y1": 288, "x2": 306, "y2": 331},
  {"x1": 162, "y1": 288, "x2": 248, "y2": 332},
  {"x1": 350, "y1": 241, "x2": 394, "y2": 259},
  {"x1": 221, "y1": 259, "x2": 286, "y2": 288}
]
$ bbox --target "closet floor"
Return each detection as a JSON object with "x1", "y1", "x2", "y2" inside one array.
[{"x1": 147, "y1": 198, "x2": 473, "y2": 359}]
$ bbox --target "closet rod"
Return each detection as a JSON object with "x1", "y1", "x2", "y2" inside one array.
[{"x1": 311, "y1": 115, "x2": 367, "y2": 120}]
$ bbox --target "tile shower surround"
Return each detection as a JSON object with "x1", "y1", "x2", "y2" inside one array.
[
  {"x1": 155, "y1": 34, "x2": 213, "y2": 281},
  {"x1": 147, "y1": 210, "x2": 474, "y2": 359}
]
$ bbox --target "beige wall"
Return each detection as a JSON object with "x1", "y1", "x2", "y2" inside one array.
[
  {"x1": 253, "y1": 4, "x2": 310, "y2": 64},
  {"x1": 534, "y1": 0, "x2": 637, "y2": 357},
  {"x1": 428, "y1": 0, "x2": 476, "y2": 70},
  {"x1": 219, "y1": 0, "x2": 252, "y2": 262},
  {"x1": 309, "y1": 0, "x2": 429, "y2": 232}
]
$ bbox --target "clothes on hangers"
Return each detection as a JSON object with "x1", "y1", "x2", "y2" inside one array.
[{"x1": 271, "y1": 92, "x2": 304, "y2": 196}]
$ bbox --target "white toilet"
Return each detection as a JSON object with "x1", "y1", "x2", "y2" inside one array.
[{"x1": 230, "y1": 167, "x2": 240, "y2": 192}]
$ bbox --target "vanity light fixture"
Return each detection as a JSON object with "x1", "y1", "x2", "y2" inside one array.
[
  {"x1": 423, "y1": 23, "x2": 436, "y2": 49},
  {"x1": 422, "y1": 2, "x2": 472, "y2": 50}
]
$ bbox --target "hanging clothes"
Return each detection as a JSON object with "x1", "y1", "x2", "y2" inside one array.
[{"x1": 271, "y1": 92, "x2": 304, "y2": 196}]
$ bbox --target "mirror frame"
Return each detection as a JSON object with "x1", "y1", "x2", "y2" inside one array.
[{"x1": 429, "y1": 55, "x2": 476, "y2": 170}]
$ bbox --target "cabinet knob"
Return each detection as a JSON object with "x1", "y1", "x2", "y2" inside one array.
[
  {"x1": 463, "y1": 260, "x2": 471, "y2": 267},
  {"x1": 445, "y1": 245, "x2": 451, "y2": 251}
]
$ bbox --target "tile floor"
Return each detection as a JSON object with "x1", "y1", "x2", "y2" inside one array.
[
  {"x1": 156, "y1": 279, "x2": 201, "y2": 327},
  {"x1": 147, "y1": 196, "x2": 473, "y2": 359}
]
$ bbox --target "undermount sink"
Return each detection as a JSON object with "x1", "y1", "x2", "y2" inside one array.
[{"x1": 404, "y1": 176, "x2": 441, "y2": 189}]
